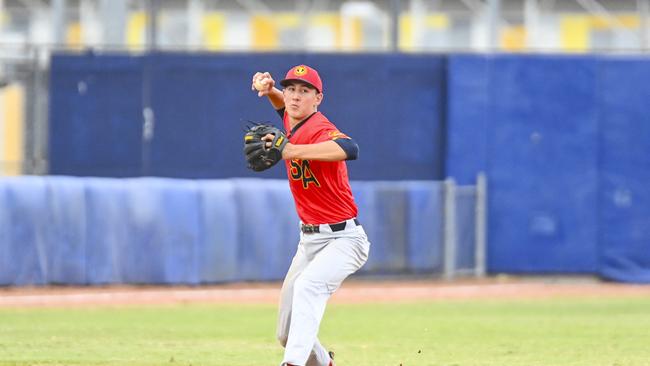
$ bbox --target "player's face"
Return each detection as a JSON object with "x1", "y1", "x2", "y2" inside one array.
[{"x1": 283, "y1": 82, "x2": 323, "y2": 121}]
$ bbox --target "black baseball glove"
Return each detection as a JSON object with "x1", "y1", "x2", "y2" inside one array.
[{"x1": 243, "y1": 123, "x2": 288, "y2": 171}]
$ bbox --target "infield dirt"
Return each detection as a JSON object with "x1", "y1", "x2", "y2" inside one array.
[{"x1": 1, "y1": 277, "x2": 648, "y2": 308}]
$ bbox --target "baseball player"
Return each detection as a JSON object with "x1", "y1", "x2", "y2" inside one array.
[{"x1": 250, "y1": 65, "x2": 371, "y2": 366}]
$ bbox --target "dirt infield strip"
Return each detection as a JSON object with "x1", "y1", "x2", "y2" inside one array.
[{"x1": 1, "y1": 278, "x2": 649, "y2": 308}]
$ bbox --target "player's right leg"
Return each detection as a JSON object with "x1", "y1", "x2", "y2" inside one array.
[
  {"x1": 278, "y1": 242, "x2": 333, "y2": 366},
  {"x1": 277, "y1": 240, "x2": 309, "y2": 347}
]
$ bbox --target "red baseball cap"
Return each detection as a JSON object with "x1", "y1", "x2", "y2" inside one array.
[{"x1": 280, "y1": 65, "x2": 323, "y2": 93}]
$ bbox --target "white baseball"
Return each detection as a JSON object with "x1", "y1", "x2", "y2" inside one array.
[{"x1": 254, "y1": 78, "x2": 268, "y2": 91}]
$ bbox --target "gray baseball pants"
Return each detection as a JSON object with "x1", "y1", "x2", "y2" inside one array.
[{"x1": 277, "y1": 219, "x2": 370, "y2": 366}]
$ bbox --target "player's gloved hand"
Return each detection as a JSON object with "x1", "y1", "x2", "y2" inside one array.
[{"x1": 243, "y1": 123, "x2": 288, "y2": 171}]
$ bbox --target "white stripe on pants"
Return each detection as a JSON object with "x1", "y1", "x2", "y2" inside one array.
[{"x1": 277, "y1": 222, "x2": 370, "y2": 366}]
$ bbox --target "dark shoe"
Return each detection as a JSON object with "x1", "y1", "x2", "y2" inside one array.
[{"x1": 328, "y1": 351, "x2": 335, "y2": 366}]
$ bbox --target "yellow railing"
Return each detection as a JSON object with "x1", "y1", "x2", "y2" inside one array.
[
  {"x1": 4, "y1": 11, "x2": 647, "y2": 52},
  {"x1": 0, "y1": 83, "x2": 25, "y2": 175}
]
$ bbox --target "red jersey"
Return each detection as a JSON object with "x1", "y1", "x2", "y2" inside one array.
[{"x1": 282, "y1": 111, "x2": 358, "y2": 224}]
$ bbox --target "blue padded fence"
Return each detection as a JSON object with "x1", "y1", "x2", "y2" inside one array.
[{"x1": 0, "y1": 177, "x2": 472, "y2": 286}]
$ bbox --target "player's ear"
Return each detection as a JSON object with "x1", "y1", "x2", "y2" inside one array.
[{"x1": 314, "y1": 92, "x2": 323, "y2": 106}]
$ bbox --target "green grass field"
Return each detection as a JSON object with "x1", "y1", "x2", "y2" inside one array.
[{"x1": 2, "y1": 298, "x2": 650, "y2": 366}]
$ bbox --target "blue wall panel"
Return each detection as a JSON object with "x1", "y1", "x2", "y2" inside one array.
[
  {"x1": 49, "y1": 53, "x2": 446, "y2": 181},
  {"x1": 597, "y1": 58, "x2": 650, "y2": 283},
  {"x1": 487, "y1": 55, "x2": 599, "y2": 273},
  {"x1": 447, "y1": 55, "x2": 599, "y2": 273},
  {"x1": 302, "y1": 54, "x2": 447, "y2": 180},
  {"x1": 49, "y1": 55, "x2": 144, "y2": 176},
  {"x1": 446, "y1": 55, "x2": 490, "y2": 185},
  {"x1": 145, "y1": 54, "x2": 302, "y2": 179}
]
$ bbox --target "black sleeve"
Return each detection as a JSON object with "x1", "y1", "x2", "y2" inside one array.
[
  {"x1": 334, "y1": 138, "x2": 359, "y2": 161},
  {"x1": 275, "y1": 108, "x2": 285, "y2": 118}
]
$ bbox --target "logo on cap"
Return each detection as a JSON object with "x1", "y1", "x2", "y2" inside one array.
[{"x1": 294, "y1": 65, "x2": 307, "y2": 76}]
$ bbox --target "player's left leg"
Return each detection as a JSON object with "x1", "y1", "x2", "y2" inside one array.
[{"x1": 281, "y1": 225, "x2": 370, "y2": 366}]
